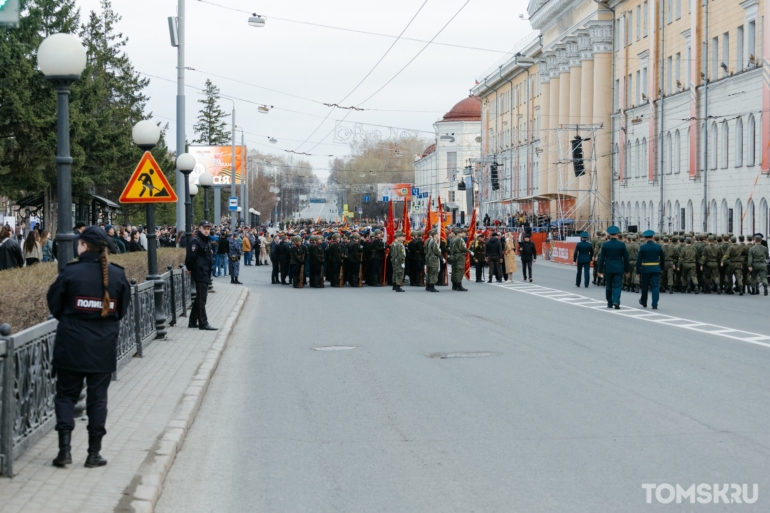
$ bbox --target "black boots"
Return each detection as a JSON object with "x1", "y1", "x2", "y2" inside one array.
[
  {"x1": 427, "y1": 284, "x2": 439, "y2": 292},
  {"x1": 395, "y1": 285, "x2": 405, "y2": 292},
  {"x1": 455, "y1": 282, "x2": 468, "y2": 292},
  {"x1": 52, "y1": 430, "x2": 72, "y2": 467},
  {"x1": 84, "y1": 435, "x2": 107, "y2": 468}
]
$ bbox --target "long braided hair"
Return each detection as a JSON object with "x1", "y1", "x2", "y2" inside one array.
[{"x1": 84, "y1": 240, "x2": 111, "y2": 317}]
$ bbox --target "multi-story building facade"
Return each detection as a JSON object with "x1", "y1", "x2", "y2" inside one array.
[
  {"x1": 413, "y1": 97, "x2": 481, "y2": 225},
  {"x1": 473, "y1": 0, "x2": 770, "y2": 236}
]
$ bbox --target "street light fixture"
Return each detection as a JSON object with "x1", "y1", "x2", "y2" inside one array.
[
  {"x1": 248, "y1": 13, "x2": 266, "y2": 27},
  {"x1": 177, "y1": 153, "x2": 196, "y2": 245},
  {"x1": 38, "y1": 33, "x2": 86, "y2": 271},
  {"x1": 199, "y1": 170, "x2": 213, "y2": 222},
  {"x1": 131, "y1": 120, "x2": 166, "y2": 338}
]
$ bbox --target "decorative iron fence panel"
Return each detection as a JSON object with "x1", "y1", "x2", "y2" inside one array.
[
  {"x1": 172, "y1": 268, "x2": 185, "y2": 318},
  {"x1": 161, "y1": 271, "x2": 173, "y2": 326},
  {"x1": 135, "y1": 280, "x2": 156, "y2": 356},
  {"x1": 0, "y1": 339, "x2": 7, "y2": 476},
  {"x1": 184, "y1": 270, "x2": 192, "y2": 308},
  {"x1": 114, "y1": 286, "x2": 137, "y2": 377}
]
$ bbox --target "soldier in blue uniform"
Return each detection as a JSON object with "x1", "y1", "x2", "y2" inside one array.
[
  {"x1": 47, "y1": 226, "x2": 131, "y2": 468},
  {"x1": 573, "y1": 231, "x2": 593, "y2": 288},
  {"x1": 636, "y1": 230, "x2": 666, "y2": 309},
  {"x1": 597, "y1": 225, "x2": 630, "y2": 309}
]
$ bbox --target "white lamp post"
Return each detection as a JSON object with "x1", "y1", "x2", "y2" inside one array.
[
  {"x1": 176, "y1": 153, "x2": 196, "y2": 244},
  {"x1": 38, "y1": 33, "x2": 86, "y2": 270},
  {"x1": 199, "y1": 170, "x2": 213, "y2": 222}
]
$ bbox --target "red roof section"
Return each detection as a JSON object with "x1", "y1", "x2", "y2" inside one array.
[{"x1": 441, "y1": 96, "x2": 481, "y2": 122}]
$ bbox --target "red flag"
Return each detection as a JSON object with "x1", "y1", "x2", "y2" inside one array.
[
  {"x1": 384, "y1": 200, "x2": 394, "y2": 285},
  {"x1": 403, "y1": 200, "x2": 411, "y2": 243},
  {"x1": 464, "y1": 209, "x2": 477, "y2": 281},
  {"x1": 423, "y1": 196, "x2": 432, "y2": 241},
  {"x1": 437, "y1": 196, "x2": 446, "y2": 244}
]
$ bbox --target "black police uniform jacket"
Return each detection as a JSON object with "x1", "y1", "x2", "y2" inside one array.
[
  {"x1": 47, "y1": 251, "x2": 131, "y2": 374},
  {"x1": 185, "y1": 233, "x2": 214, "y2": 284}
]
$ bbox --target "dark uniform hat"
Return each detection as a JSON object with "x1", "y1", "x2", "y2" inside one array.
[
  {"x1": 428, "y1": 229, "x2": 437, "y2": 236},
  {"x1": 79, "y1": 226, "x2": 110, "y2": 247},
  {"x1": 606, "y1": 226, "x2": 620, "y2": 235},
  {"x1": 291, "y1": 235, "x2": 302, "y2": 244},
  {"x1": 199, "y1": 220, "x2": 212, "y2": 228},
  {"x1": 642, "y1": 229, "x2": 653, "y2": 237},
  {"x1": 580, "y1": 231, "x2": 589, "y2": 238}
]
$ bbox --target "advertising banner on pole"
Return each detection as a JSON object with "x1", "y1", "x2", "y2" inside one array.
[
  {"x1": 187, "y1": 145, "x2": 247, "y2": 185},
  {"x1": 377, "y1": 183, "x2": 413, "y2": 202}
]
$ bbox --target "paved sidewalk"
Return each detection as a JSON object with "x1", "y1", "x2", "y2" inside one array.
[{"x1": 0, "y1": 281, "x2": 248, "y2": 513}]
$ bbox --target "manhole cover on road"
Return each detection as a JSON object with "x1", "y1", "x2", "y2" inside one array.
[
  {"x1": 426, "y1": 351, "x2": 501, "y2": 359},
  {"x1": 312, "y1": 346, "x2": 356, "y2": 351}
]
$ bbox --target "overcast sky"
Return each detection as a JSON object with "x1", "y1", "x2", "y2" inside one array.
[{"x1": 76, "y1": 0, "x2": 532, "y2": 180}]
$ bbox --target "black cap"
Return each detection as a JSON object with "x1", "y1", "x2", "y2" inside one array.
[
  {"x1": 79, "y1": 226, "x2": 110, "y2": 247},
  {"x1": 199, "y1": 220, "x2": 212, "y2": 228}
]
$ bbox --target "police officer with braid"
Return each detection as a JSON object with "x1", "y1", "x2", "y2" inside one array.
[
  {"x1": 186, "y1": 220, "x2": 218, "y2": 331},
  {"x1": 47, "y1": 226, "x2": 131, "y2": 468}
]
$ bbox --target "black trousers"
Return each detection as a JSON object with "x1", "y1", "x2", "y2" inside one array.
[
  {"x1": 189, "y1": 281, "x2": 209, "y2": 327},
  {"x1": 576, "y1": 262, "x2": 590, "y2": 287},
  {"x1": 291, "y1": 264, "x2": 302, "y2": 287},
  {"x1": 522, "y1": 260, "x2": 533, "y2": 279},
  {"x1": 488, "y1": 257, "x2": 501, "y2": 282},
  {"x1": 370, "y1": 258, "x2": 382, "y2": 285},
  {"x1": 329, "y1": 262, "x2": 341, "y2": 286},
  {"x1": 55, "y1": 369, "x2": 111, "y2": 437},
  {"x1": 348, "y1": 262, "x2": 360, "y2": 286},
  {"x1": 310, "y1": 263, "x2": 322, "y2": 287},
  {"x1": 475, "y1": 262, "x2": 485, "y2": 281},
  {"x1": 279, "y1": 259, "x2": 290, "y2": 283},
  {"x1": 271, "y1": 258, "x2": 280, "y2": 283},
  {"x1": 410, "y1": 259, "x2": 424, "y2": 284}
]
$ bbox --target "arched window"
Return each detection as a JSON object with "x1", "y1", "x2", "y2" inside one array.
[
  {"x1": 649, "y1": 201, "x2": 655, "y2": 230},
  {"x1": 635, "y1": 202, "x2": 640, "y2": 227},
  {"x1": 720, "y1": 121, "x2": 729, "y2": 168},
  {"x1": 747, "y1": 199, "x2": 755, "y2": 235},
  {"x1": 674, "y1": 200, "x2": 681, "y2": 230},
  {"x1": 642, "y1": 138, "x2": 648, "y2": 179},
  {"x1": 687, "y1": 200, "x2": 694, "y2": 231},
  {"x1": 686, "y1": 127, "x2": 691, "y2": 170},
  {"x1": 735, "y1": 117, "x2": 744, "y2": 167},
  {"x1": 700, "y1": 123, "x2": 706, "y2": 171},
  {"x1": 736, "y1": 199, "x2": 744, "y2": 234},
  {"x1": 713, "y1": 199, "x2": 721, "y2": 233},
  {"x1": 666, "y1": 132, "x2": 673, "y2": 174},
  {"x1": 642, "y1": 202, "x2": 647, "y2": 229},
  {"x1": 635, "y1": 139, "x2": 640, "y2": 178},
  {"x1": 666, "y1": 201, "x2": 672, "y2": 232},
  {"x1": 674, "y1": 130, "x2": 681, "y2": 173},
  {"x1": 748, "y1": 115, "x2": 756, "y2": 166},
  {"x1": 710, "y1": 121, "x2": 718, "y2": 169},
  {"x1": 761, "y1": 198, "x2": 769, "y2": 236}
]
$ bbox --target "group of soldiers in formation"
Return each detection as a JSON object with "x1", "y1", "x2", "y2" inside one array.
[
  {"x1": 272, "y1": 226, "x2": 478, "y2": 292},
  {"x1": 590, "y1": 230, "x2": 770, "y2": 296}
]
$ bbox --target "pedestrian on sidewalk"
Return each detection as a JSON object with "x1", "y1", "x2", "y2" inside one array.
[
  {"x1": 47, "y1": 226, "x2": 131, "y2": 468},
  {"x1": 242, "y1": 232, "x2": 252, "y2": 266},
  {"x1": 186, "y1": 220, "x2": 218, "y2": 331}
]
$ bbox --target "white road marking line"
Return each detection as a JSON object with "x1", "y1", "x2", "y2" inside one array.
[{"x1": 491, "y1": 282, "x2": 770, "y2": 347}]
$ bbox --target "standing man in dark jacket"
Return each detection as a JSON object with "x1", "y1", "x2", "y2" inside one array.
[
  {"x1": 279, "y1": 236, "x2": 291, "y2": 284},
  {"x1": 573, "y1": 231, "x2": 594, "y2": 287},
  {"x1": 636, "y1": 230, "x2": 665, "y2": 309},
  {"x1": 47, "y1": 226, "x2": 131, "y2": 468},
  {"x1": 369, "y1": 230, "x2": 385, "y2": 286},
  {"x1": 519, "y1": 234, "x2": 538, "y2": 282},
  {"x1": 217, "y1": 231, "x2": 230, "y2": 278},
  {"x1": 485, "y1": 232, "x2": 503, "y2": 283},
  {"x1": 347, "y1": 234, "x2": 362, "y2": 286},
  {"x1": 597, "y1": 225, "x2": 630, "y2": 309},
  {"x1": 408, "y1": 233, "x2": 424, "y2": 286},
  {"x1": 270, "y1": 235, "x2": 280, "y2": 284},
  {"x1": 0, "y1": 225, "x2": 25, "y2": 270},
  {"x1": 185, "y1": 221, "x2": 217, "y2": 330}
]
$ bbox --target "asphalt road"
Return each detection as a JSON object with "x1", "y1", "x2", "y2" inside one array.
[
  {"x1": 297, "y1": 199, "x2": 339, "y2": 223},
  {"x1": 156, "y1": 259, "x2": 770, "y2": 512}
]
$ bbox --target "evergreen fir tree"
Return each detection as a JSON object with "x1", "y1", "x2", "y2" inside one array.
[{"x1": 193, "y1": 79, "x2": 231, "y2": 145}]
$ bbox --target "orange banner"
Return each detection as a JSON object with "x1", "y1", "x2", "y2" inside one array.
[{"x1": 550, "y1": 241, "x2": 577, "y2": 265}]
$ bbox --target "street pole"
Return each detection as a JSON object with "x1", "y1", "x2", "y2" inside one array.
[
  {"x1": 53, "y1": 81, "x2": 76, "y2": 270},
  {"x1": 176, "y1": 0, "x2": 186, "y2": 235},
  {"x1": 231, "y1": 108, "x2": 237, "y2": 232},
  {"x1": 241, "y1": 131, "x2": 247, "y2": 222},
  {"x1": 213, "y1": 185, "x2": 221, "y2": 224},
  {"x1": 203, "y1": 186, "x2": 210, "y2": 221}
]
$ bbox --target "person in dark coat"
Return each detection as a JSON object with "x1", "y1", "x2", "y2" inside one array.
[
  {"x1": 519, "y1": 234, "x2": 538, "y2": 282},
  {"x1": 636, "y1": 230, "x2": 665, "y2": 309},
  {"x1": 573, "y1": 231, "x2": 594, "y2": 288},
  {"x1": 485, "y1": 232, "x2": 503, "y2": 283},
  {"x1": 47, "y1": 226, "x2": 131, "y2": 469},
  {"x1": 186, "y1": 221, "x2": 217, "y2": 331},
  {"x1": 270, "y1": 235, "x2": 280, "y2": 284},
  {"x1": 597, "y1": 225, "x2": 630, "y2": 309},
  {"x1": 278, "y1": 236, "x2": 291, "y2": 284},
  {"x1": 0, "y1": 225, "x2": 25, "y2": 270}
]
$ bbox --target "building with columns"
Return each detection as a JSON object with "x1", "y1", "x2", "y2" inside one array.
[
  {"x1": 413, "y1": 96, "x2": 481, "y2": 225},
  {"x1": 473, "y1": 0, "x2": 770, "y2": 237}
]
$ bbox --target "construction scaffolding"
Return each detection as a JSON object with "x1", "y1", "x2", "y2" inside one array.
[{"x1": 555, "y1": 123, "x2": 612, "y2": 237}]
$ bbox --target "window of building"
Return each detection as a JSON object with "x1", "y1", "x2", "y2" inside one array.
[
  {"x1": 738, "y1": 26, "x2": 744, "y2": 69},
  {"x1": 667, "y1": 56, "x2": 673, "y2": 94},
  {"x1": 675, "y1": 53, "x2": 681, "y2": 86},
  {"x1": 642, "y1": 138, "x2": 648, "y2": 178},
  {"x1": 720, "y1": 121, "x2": 729, "y2": 169},
  {"x1": 710, "y1": 121, "x2": 718, "y2": 170},
  {"x1": 722, "y1": 33, "x2": 729, "y2": 77},
  {"x1": 667, "y1": 0, "x2": 672, "y2": 23},
  {"x1": 749, "y1": 21, "x2": 756, "y2": 65},
  {"x1": 712, "y1": 37, "x2": 719, "y2": 80},
  {"x1": 643, "y1": 1, "x2": 648, "y2": 36},
  {"x1": 748, "y1": 115, "x2": 756, "y2": 166},
  {"x1": 636, "y1": 6, "x2": 641, "y2": 40},
  {"x1": 676, "y1": 0, "x2": 681, "y2": 19},
  {"x1": 686, "y1": 45, "x2": 691, "y2": 86},
  {"x1": 736, "y1": 117, "x2": 744, "y2": 167},
  {"x1": 627, "y1": 74, "x2": 632, "y2": 107},
  {"x1": 666, "y1": 132, "x2": 673, "y2": 174},
  {"x1": 636, "y1": 71, "x2": 641, "y2": 104},
  {"x1": 674, "y1": 130, "x2": 681, "y2": 173}
]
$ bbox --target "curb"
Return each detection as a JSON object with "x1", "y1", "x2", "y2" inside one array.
[{"x1": 119, "y1": 286, "x2": 250, "y2": 513}]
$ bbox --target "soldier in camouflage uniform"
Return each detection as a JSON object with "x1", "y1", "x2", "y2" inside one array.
[
  {"x1": 680, "y1": 237, "x2": 699, "y2": 293},
  {"x1": 390, "y1": 231, "x2": 406, "y2": 292},
  {"x1": 721, "y1": 236, "x2": 744, "y2": 295},
  {"x1": 625, "y1": 234, "x2": 639, "y2": 292},
  {"x1": 424, "y1": 229, "x2": 441, "y2": 292},
  {"x1": 748, "y1": 235, "x2": 769, "y2": 295},
  {"x1": 450, "y1": 227, "x2": 471, "y2": 291},
  {"x1": 592, "y1": 231, "x2": 604, "y2": 285},
  {"x1": 669, "y1": 235, "x2": 682, "y2": 292},
  {"x1": 694, "y1": 233, "x2": 707, "y2": 292},
  {"x1": 228, "y1": 232, "x2": 243, "y2": 284},
  {"x1": 699, "y1": 235, "x2": 723, "y2": 294},
  {"x1": 739, "y1": 235, "x2": 751, "y2": 294}
]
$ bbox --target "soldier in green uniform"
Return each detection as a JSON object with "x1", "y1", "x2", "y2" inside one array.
[
  {"x1": 699, "y1": 235, "x2": 723, "y2": 294},
  {"x1": 739, "y1": 235, "x2": 751, "y2": 294},
  {"x1": 680, "y1": 237, "x2": 699, "y2": 293},
  {"x1": 425, "y1": 229, "x2": 441, "y2": 292},
  {"x1": 748, "y1": 235, "x2": 769, "y2": 295},
  {"x1": 661, "y1": 236, "x2": 676, "y2": 293},
  {"x1": 592, "y1": 231, "x2": 604, "y2": 285},
  {"x1": 721, "y1": 235, "x2": 744, "y2": 295},
  {"x1": 347, "y1": 234, "x2": 362, "y2": 287},
  {"x1": 390, "y1": 231, "x2": 406, "y2": 292},
  {"x1": 289, "y1": 235, "x2": 308, "y2": 288},
  {"x1": 669, "y1": 235, "x2": 682, "y2": 292},
  {"x1": 471, "y1": 233, "x2": 486, "y2": 282},
  {"x1": 449, "y1": 227, "x2": 471, "y2": 291},
  {"x1": 408, "y1": 231, "x2": 425, "y2": 286},
  {"x1": 694, "y1": 233, "x2": 707, "y2": 292},
  {"x1": 625, "y1": 234, "x2": 639, "y2": 292}
]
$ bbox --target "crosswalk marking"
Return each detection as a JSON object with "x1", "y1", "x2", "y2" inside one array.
[{"x1": 491, "y1": 281, "x2": 770, "y2": 348}]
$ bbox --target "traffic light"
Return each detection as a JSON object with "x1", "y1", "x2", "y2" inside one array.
[
  {"x1": 458, "y1": 179, "x2": 466, "y2": 191},
  {"x1": 571, "y1": 136, "x2": 585, "y2": 177},
  {"x1": 490, "y1": 162, "x2": 500, "y2": 190}
]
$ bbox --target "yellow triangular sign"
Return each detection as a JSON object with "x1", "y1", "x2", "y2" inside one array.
[{"x1": 119, "y1": 152, "x2": 178, "y2": 204}]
